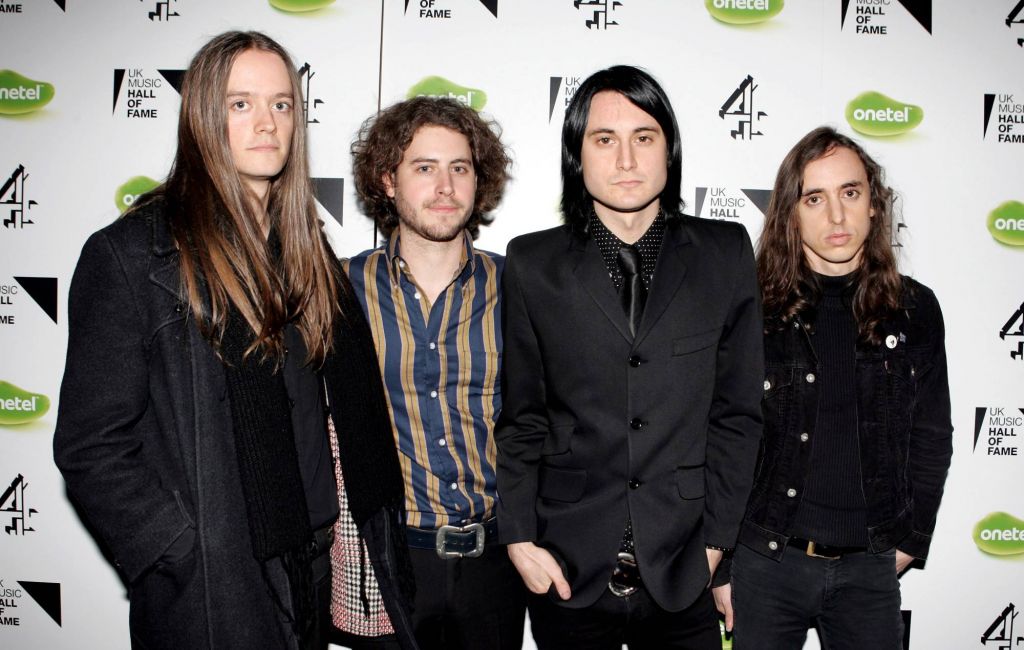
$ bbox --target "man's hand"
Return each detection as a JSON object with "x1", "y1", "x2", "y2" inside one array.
[
  {"x1": 508, "y1": 541, "x2": 571, "y2": 600},
  {"x1": 712, "y1": 582, "x2": 734, "y2": 632},
  {"x1": 895, "y1": 550, "x2": 914, "y2": 575},
  {"x1": 706, "y1": 547, "x2": 724, "y2": 586}
]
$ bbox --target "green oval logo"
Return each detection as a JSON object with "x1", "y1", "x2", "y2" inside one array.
[
  {"x1": 845, "y1": 91, "x2": 923, "y2": 137},
  {"x1": 0, "y1": 380, "x2": 50, "y2": 425},
  {"x1": 408, "y1": 76, "x2": 487, "y2": 111},
  {"x1": 705, "y1": 0, "x2": 784, "y2": 24},
  {"x1": 268, "y1": 0, "x2": 336, "y2": 12},
  {"x1": 974, "y1": 512, "x2": 1024, "y2": 556},
  {"x1": 114, "y1": 176, "x2": 160, "y2": 213},
  {"x1": 987, "y1": 200, "x2": 1024, "y2": 247},
  {"x1": 0, "y1": 69, "x2": 55, "y2": 116}
]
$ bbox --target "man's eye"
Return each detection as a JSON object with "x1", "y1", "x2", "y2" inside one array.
[
  {"x1": 273, "y1": 101, "x2": 292, "y2": 111},
  {"x1": 231, "y1": 100, "x2": 248, "y2": 110}
]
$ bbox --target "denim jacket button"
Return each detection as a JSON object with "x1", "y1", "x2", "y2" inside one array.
[
  {"x1": 768, "y1": 541, "x2": 779, "y2": 551},
  {"x1": 805, "y1": 373, "x2": 816, "y2": 383},
  {"x1": 786, "y1": 488, "x2": 797, "y2": 498},
  {"x1": 800, "y1": 432, "x2": 809, "y2": 442}
]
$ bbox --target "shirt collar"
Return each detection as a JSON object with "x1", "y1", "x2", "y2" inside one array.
[{"x1": 385, "y1": 229, "x2": 476, "y2": 286}]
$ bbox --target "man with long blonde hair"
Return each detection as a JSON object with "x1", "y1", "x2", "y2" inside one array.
[{"x1": 54, "y1": 31, "x2": 414, "y2": 649}]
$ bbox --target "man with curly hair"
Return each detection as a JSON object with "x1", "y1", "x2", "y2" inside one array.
[{"x1": 344, "y1": 97, "x2": 524, "y2": 650}]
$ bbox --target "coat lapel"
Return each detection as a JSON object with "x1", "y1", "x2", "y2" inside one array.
[
  {"x1": 634, "y1": 219, "x2": 691, "y2": 345},
  {"x1": 569, "y1": 232, "x2": 633, "y2": 343}
]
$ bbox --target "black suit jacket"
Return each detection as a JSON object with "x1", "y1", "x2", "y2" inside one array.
[{"x1": 496, "y1": 216, "x2": 764, "y2": 611}]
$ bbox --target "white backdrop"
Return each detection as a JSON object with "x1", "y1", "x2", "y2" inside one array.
[{"x1": 2, "y1": 1, "x2": 1022, "y2": 648}]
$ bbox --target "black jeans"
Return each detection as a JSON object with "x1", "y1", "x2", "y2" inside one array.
[
  {"x1": 731, "y1": 542, "x2": 903, "y2": 650},
  {"x1": 528, "y1": 583, "x2": 721, "y2": 650},
  {"x1": 407, "y1": 544, "x2": 526, "y2": 650}
]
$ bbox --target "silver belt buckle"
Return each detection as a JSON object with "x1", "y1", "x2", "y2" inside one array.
[
  {"x1": 435, "y1": 522, "x2": 486, "y2": 559},
  {"x1": 608, "y1": 552, "x2": 639, "y2": 597}
]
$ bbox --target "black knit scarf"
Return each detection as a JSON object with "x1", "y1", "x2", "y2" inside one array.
[{"x1": 221, "y1": 306, "x2": 316, "y2": 640}]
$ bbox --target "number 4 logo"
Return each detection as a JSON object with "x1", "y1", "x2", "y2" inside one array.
[{"x1": 1008, "y1": 0, "x2": 1024, "y2": 47}]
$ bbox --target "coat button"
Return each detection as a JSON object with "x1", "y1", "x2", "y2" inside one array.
[
  {"x1": 805, "y1": 373, "x2": 816, "y2": 384},
  {"x1": 786, "y1": 488, "x2": 797, "y2": 498},
  {"x1": 768, "y1": 541, "x2": 779, "y2": 551},
  {"x1": 628, "y1": 355, "x2": 642, "y2": 367},
  {"x1": 629, "y1": 418, "x2": 644, "y2": 430},
  {"x1": 629, "y1": 479, "x2": 641, "y2": 489},
  {"x1": 800, "y1": 432, "x2": 809, "y2": 442},
  {"x1": 763, "y1": 379, "x2": 771, "y2": 391}
]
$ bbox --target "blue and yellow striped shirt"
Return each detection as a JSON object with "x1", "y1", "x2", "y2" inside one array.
[{"x1": 344, "y1": 232, "x2": 502, "y2": 529}]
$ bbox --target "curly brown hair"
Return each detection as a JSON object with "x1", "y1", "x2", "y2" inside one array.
[
  {"x1": 352, "y1": 97, "x2": 511, "y2": 239},
  {"x1": 756, "y1": 126, "x2": 902, "y2": 345}
]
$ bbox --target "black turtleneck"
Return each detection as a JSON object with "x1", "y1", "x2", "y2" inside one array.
[{"x1": 790, "y1": 272, "x2": 868, "y2": 547}]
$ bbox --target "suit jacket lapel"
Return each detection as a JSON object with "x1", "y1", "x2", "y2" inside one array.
[
  {"x1": 635, "y1": 219, "x2": 691, "y2": 345},
  {"x1": 569, "y1": 231, "x2": 633, "y2": 343}
]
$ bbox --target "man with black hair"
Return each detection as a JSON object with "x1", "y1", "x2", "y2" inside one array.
[{"x1": 495, "y1": 65, "x2": 764, "y2": 649}]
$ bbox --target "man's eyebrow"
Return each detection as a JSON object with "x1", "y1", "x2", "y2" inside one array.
[
  {"x1": 800, "y1": 180, "x2": 863, "y2": 197},
  {"x1": 225, "y1": 90, "x2": 294, "y2": 98},
  {"x1": 586, "y1": 125, "x2": 660, "y2": 137}
]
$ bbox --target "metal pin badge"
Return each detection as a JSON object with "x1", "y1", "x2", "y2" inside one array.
[{"x1": 885, "y1": 334, "x2": 898, "y2": 349}]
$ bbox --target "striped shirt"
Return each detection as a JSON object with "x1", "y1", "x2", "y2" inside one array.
[{"x1": 344, "y1": 232, "x2": 502, "y2": 530}]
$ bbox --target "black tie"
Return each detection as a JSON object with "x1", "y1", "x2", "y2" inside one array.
[{"x1": 617, "y1": 244, "x2": 646, "y2": 337}]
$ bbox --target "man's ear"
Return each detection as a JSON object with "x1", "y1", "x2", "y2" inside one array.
[{"x1": 383, "y1": 172, "x2": 396, "y2": 199}]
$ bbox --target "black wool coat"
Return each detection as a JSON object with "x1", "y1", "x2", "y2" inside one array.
[{"x1": 54, "y1": 198, "x2": 416, "y2": 649}]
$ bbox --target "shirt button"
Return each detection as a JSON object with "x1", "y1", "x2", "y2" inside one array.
[
  {"x1": 429, "y1": 342, "x2": 437, "y2": 350},
  {"x1": 414, "y1": 292, "x2": 421, "y2": 300},
  {"x1": 763, "y1": 380, "x2": 771, "y2": 391},
  {"x1": 786, "y1": 488, "x2": 797, "y2": 498},
  {"x1": 628, "y1": 355, "x2": 642, "y2": 367},
  {"x1": 438, "y1": 439, "x2": 446, "y2": 447},
  {"x1": 430, "y1": 390, "x2": 438, "y2": 399},
  {"x1": 805, "y1": 373, "x2": 815, "y2": 384},
  {"x1": 768, "y1": 541, "x2": 779, "y2": 551},
  {"x1": 629, "y1": 479, "x2": 641, "y2": 489},
  {"x1": 629, "y1": 418, "x2": 644, "y2": 430},
  {"x1": 800, "y1": 432, "x2": 809, "y2": 442},
  {"x1": 449, "y1": 483, "x2": 458, "y2": 490}
]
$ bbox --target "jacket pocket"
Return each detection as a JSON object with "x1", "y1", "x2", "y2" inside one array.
[
  {"x1": 676, "y1": 465, "x2": 705, "y2": 500},
  {"x1": 538, "y1": 466, "x2": 587, "y2": 503},
  {"x1": 672, "y1": 327, "x2": 722, "y2": 356}
]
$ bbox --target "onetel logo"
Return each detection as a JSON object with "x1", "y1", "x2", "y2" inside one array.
[
  {"x1": 706, "y1": 0, "x2": 784, "y2": 24},
  {"x1": 845, "y1": 91, "x2": 923, "y2": 136},
  {"x1": 987, "y1": 200, "x2": 1024, "y2": 247},
  {"x1": 268, "y1": 0, "x2": 335, "y2": 11},
  {"x1": 115, "y1": 176, "x2": 160, "y2": 213},
  {"x1": 0, "y1": 381, "x2": 50, "y2": 425},
  {"x1": 408, "y1": 76, "x2": 487, "y2": 111},
  {"x1": 973, "y1": 512, "x2": 1024, "y2": 556},
  {"x1": 0, "y1": 70, "x2": 55, "y2": 116}
]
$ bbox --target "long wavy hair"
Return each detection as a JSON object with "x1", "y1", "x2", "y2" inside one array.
[
  {"x1": 560, "y1": 65, "x2": 684, "y2": 232},
  {"x1": 143, "y1": 31, "x2": 338, "y2": 364},
  {"x1": 352, "y1": 97, "x2": 511, "y2": 240},
  {"x1": 756, "y1": 126, "x2": 902, "y2": 344}
]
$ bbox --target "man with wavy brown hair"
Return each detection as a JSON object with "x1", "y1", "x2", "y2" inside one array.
[
  {"x1": 345, "y1": 97, "x2": 523, "y2": 650},
  {"x1": 712, "y1": 126, "x2": 953, "y2": 649},
  {"x1": 55, "y1": 31, "x2": 414, "y2": 650}
]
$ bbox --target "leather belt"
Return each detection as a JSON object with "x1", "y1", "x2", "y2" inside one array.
[
  {"x1": 789, "y1": 537, "x2": 865, "y2": 559},
  {"x1": 407, "y1": 517, "x2": 498, "y2": 559}
]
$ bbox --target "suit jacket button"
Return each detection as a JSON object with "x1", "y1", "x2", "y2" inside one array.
[
  {"x1": 628, "y1": 355, "x2": 642, "y2": 367},
  {"x1": 629, "y1": 479, "x2": 641, "y2": 489},
  {"x1": 629, "y1": 418, "x2": 643, "y2": 430}
]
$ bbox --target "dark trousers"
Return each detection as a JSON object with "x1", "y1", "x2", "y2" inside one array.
[
  {"x1": 405, "y1": 544, "x2": 526, "y2": 650},
  {"x1": 528, "y1": 583, "x2": 721, "y2": 650},
  {"x1": 731, "y1": 542, "x2": 904, "y2": 650}
]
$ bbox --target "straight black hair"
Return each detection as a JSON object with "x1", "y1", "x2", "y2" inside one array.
[{"x1": 560, "y1": 65, "x2": 684, "y2": 232}]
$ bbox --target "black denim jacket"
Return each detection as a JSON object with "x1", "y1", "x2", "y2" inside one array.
[{"x1": 736, "y1": 276, "x2": 953, "y2": 565}]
